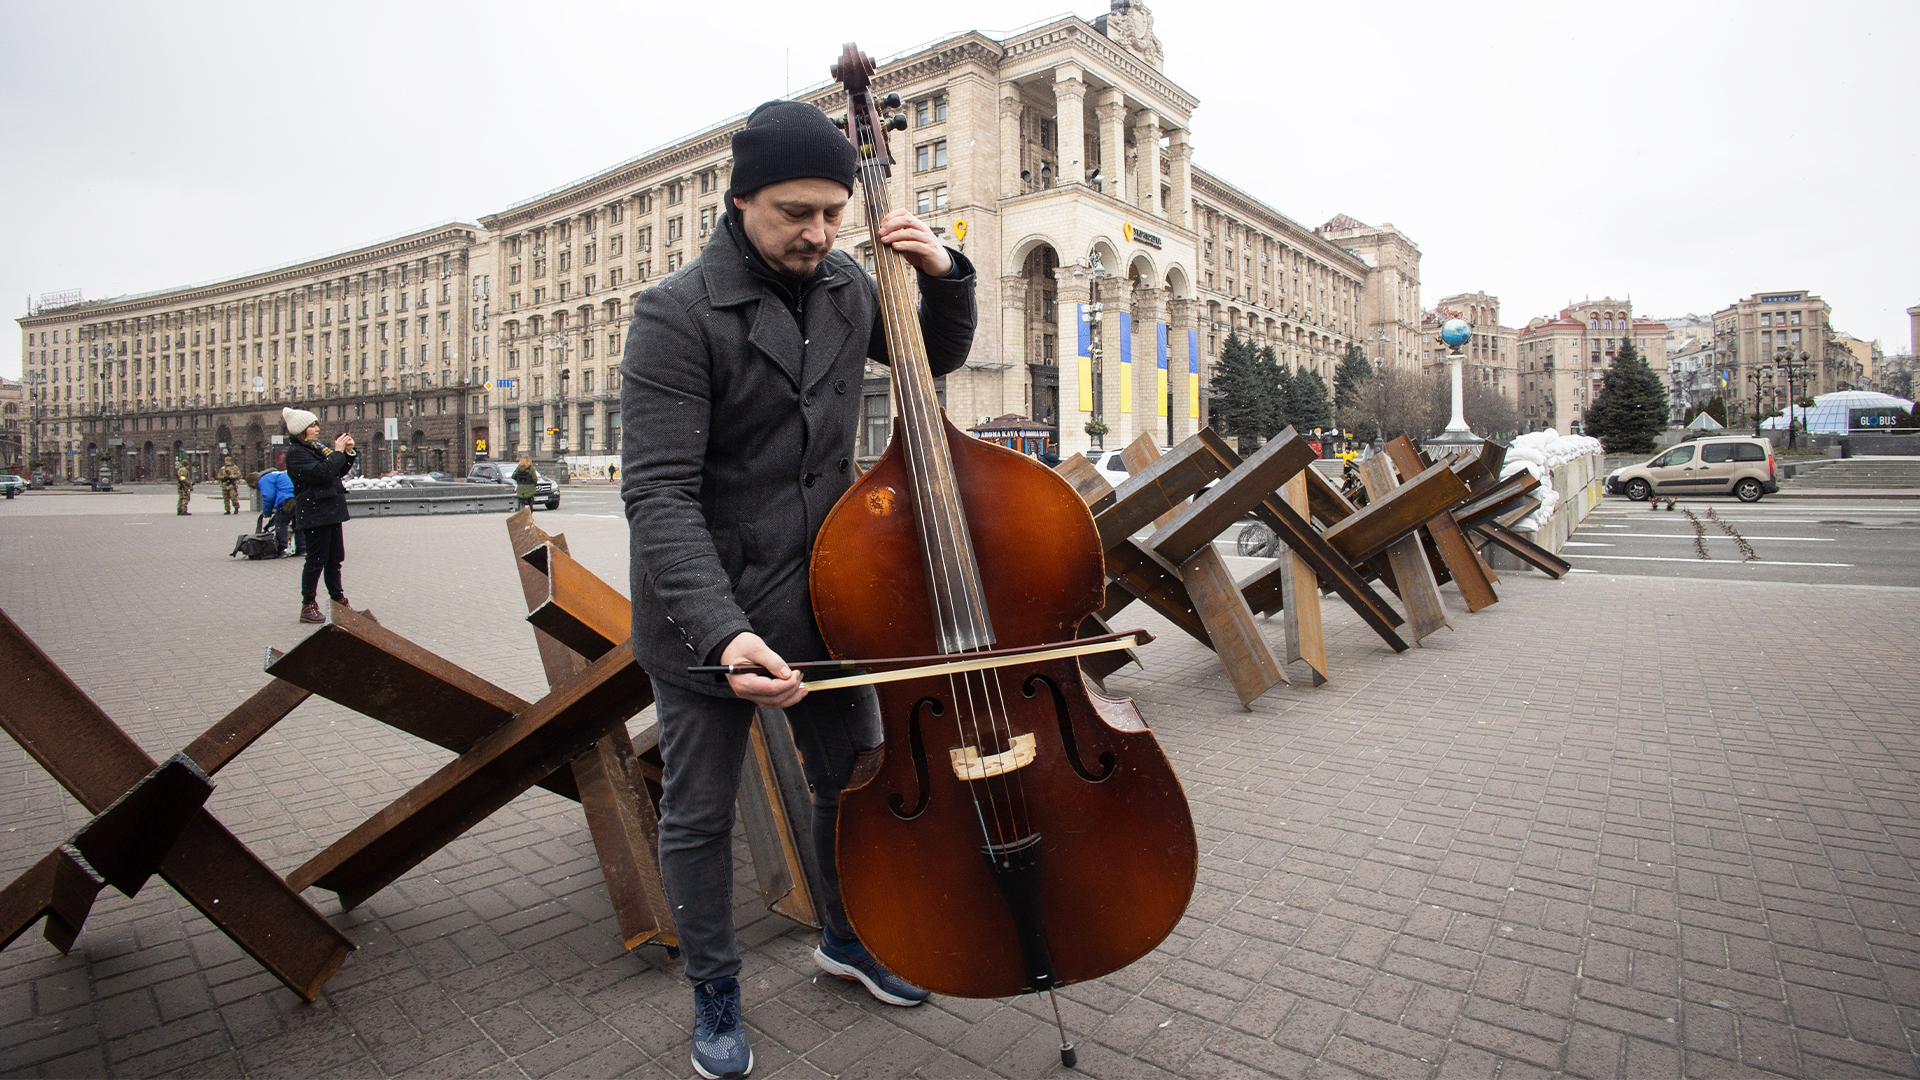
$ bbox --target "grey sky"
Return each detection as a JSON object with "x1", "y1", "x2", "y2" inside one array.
[{"x1": 5, "y1": 0, "x2": 1915, "y2": 380}]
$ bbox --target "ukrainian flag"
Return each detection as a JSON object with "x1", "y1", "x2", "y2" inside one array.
[
  {"x1": 1187, "y1": 329, "x2": 1200, "y2": 418},
  {"x1": 1156, "y1": 322, "x2": 1169, "y2": 417}
]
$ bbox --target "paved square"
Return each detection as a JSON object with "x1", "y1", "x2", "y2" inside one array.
[{"x1": 3, "y1": 489, "x2": 1918, "y2": 1078}]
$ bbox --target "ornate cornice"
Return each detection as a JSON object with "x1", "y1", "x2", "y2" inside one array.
[
  {"x1": 1191, "y1": 169, "x2": 1367, "y2": 278},
  {"x1": 18, "y1": 225, "x2": 480, "y2": 327},
  {"x1": 1001, "y1": 21, "x2": 1197, "y2": 118}
]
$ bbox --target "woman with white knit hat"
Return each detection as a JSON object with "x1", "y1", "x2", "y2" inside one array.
[{"x1": 281, "y1": 406, "x2": 358, "y2": 624}]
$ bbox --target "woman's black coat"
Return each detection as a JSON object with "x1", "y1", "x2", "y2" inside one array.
[{"x1": 284, "y1": 439, "x2": 357, "y2": 529}]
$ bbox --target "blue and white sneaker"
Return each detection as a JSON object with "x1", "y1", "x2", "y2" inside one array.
[
  {"x1": 691, "y1": 977, "x2": 752, "y2": 1079},
  {"x1": 813, "y1": 931, "x2": 930, "y2": 1007}
]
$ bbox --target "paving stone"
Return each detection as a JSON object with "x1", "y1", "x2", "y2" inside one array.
[{"x1": 6, "y1": 496, "x2": 1920, "y2": 1077}]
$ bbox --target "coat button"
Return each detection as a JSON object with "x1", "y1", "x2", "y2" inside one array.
[
  {"x1": 834, "y1": 379, "x2": 847, "y2": 393},
  {"x1": 803, "y1": 393, "x2": 814, "y2": 407},
  {"x1": 838, "y1": 457, "x2": 849, "y2": 472},
  {"x1": 804, "y1": 472, "x2": 817, "y2": 487}
]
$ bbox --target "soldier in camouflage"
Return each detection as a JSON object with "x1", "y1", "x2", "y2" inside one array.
[
  {"x1": 217, "y1": 457, "x2": 243, "y2": 514},
  {"x1": 175, "y1": 463, "x2": 193, "y2": 516}
]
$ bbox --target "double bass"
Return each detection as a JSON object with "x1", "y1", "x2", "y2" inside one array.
[{"x1": 808, "y1": 44, "x2": 1199, "y2": 1053}]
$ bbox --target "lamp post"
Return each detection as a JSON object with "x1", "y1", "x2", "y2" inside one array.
[
  {"x1": 1428, "y1": 317, "x2": 1477, "y2": 452},
  {"x1": 547, "y1": 332, "x2": 573, "y2": 472},
  {"x1": 25, "y1": 370, "x2": 45, "y2": 484},
  {"x1": 1748, "y1": 365, "x2": 1774, "y2": 437},
  {"x1": 1069, "y1": 252, "x2": 1106, "y2": 450},
  {"x1": 1776, "y1": 348, "x2": 1808, "y2": 449}
]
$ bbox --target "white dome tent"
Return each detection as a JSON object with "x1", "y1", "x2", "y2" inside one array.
[{"x1": 1760, "y1": 390, "x2": 1914, "y2": 435}]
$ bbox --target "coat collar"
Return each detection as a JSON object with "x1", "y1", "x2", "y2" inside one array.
[{"x1": 701, "y1": 214, "x2": 859, "y2": 392}]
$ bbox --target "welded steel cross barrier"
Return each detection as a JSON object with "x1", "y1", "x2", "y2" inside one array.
[{"x1": 0, "y1": 608, "x2": 354, "y2": 1002}]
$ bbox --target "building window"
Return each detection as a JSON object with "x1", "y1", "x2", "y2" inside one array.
[
  {"x1": 915, "y1": 140, "x2": 947, "y2": 172},
  {"x1": 667, "y1": 217, "x2": 683, "y2": 242},
  {"x1": 666, "y1": 181, "x2": 683, "y2": 205}
]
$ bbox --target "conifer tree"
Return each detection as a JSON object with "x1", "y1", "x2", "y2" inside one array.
[
  {"x1": 1207, "y1": 333, "x2": 1266, "y2": 445},
  {"x1": 1584, "y1": 340, "x2": 1668, "y2": 453},
  {"x1": 1258, "y1": 346, "x2": 1288, "y2": 437}
]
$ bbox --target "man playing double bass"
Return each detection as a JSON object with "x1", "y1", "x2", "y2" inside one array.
[{"x1": 620, "y1": 99, "x2": 977, "y2": 1079}]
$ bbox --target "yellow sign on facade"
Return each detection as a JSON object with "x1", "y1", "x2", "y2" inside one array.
[
  {"x1": 1121, "y1": 222, "x2": 1133, "y2": 243},
  {"x1": 952, "y1": 219, "x2": 967, "y2": 242}
]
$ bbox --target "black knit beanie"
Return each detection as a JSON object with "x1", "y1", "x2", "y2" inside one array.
[{"x1": 727, "y1": 101, "x2": 858, "y2": 204}]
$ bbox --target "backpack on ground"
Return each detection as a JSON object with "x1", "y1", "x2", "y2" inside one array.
[{"x1": 231, "y1": 532, "x2": 281, "y2": 560}]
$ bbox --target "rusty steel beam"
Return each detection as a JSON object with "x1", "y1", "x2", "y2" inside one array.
[
  {"x1": 70, "y1": 753, "x2": 213, "y2": 897},
  {"x1": 288, "y1": 643, "x2": 654, "y2": 911},
  {"x1": 1472, "y1": 520, "x2": 1571, "y2": 579},
  {"x1": 1150, "y1": 428, "x2": 1315, "y2": 566},
  {"x1": 1195, "y1": 432, "x2": 1409, "y2": 651},
  {"x1": 1094, "y1": 434, "x2": 1233, "y2": 550},
  {"x1": 265, "y1": 607, "x2": 578, "y2": 802},
  {"x1": 1320, "y1": 459, "x2": 1470, "y2": 565},
  {"x1": 1384, "y1": 438, "x2": 1498, "y2": 614},
  {"x1": 524, "y1": 541, "x2": 634, "y2": 660},
  {"x1": 507, "y1": 511, "x2": 676, "y2": 951},
  {"x1": 0, "y1": 848, "x2": 102, "y2": 954},
  {"x1": 267, "y1": 605, "x2": 527, "y2": 746},
  {"x1": 0, "y1": 609, "x2": 354, "y2": 1001}
]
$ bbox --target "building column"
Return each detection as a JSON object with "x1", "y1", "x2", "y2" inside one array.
[
  {"x1": 1054, "y1": 265, "x2": 1093, "y2": 460},
  {"x1": 1132, "y1": 109, "x2": 1161, "y2": 217},
  {"x1": 999, "y1": 274, "x2": 1029, "y2": 419},
  {"x1": 998, "y1": 89, "x2": 1024, "y2": 197},
  {"x1": 1051, "y1": 64, "x2": 1087, "y2": 189},
  {"x1": 1168, "y1": 297, "x2": 1200, "y2": 445},
  {"x1": 1167, "y1": 129, "x2": 1192, "y2": 229},
  {"x1": 1096, "y1": 274, "x2": 1134, "y2": 450},
  {"x1": 1132, "y1": 284, "x2": 1168, "y2": 447},
  {"x1": 1092, "y1": 87, "x2": 1127, "y2": 198}
]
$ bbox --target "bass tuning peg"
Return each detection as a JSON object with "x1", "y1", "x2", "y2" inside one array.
[
  {"x1": 880, "y1": 92, "x2": 902, "y2": 109},
  {"x1": 887, "y1": 114, "x2": 908, "y2": 132}
]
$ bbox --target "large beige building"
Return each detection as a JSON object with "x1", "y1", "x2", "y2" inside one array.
[
  {"x1": 17, "y1": 224, "x2": 484, "y2": 480},
  {"x1": 1514, "y1": 298, "x2": 1668, "y2": 435},
  {"x1": 18, "y1": 2, "x2": 1420, "y2": 476},
  {"x1": 1709, "y1": 291, "x2": 1862, "y2": 428},
  {"x1": 1419, "y1": 291, "x2": 1517, "y2": 405}
]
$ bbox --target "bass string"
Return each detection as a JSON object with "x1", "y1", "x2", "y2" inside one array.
[
  {"x1": 854, "y1": 133, "x2": 991, "y2": 651},
  {"x1": 854, "y1": 103, "x2": 1009, "y2": 843}
]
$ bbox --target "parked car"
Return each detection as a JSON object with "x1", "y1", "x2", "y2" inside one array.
[
  {"x1": 0, "y1": 474, "x2": 26, "y2": 497},
  {"x1": 1093, "y1": 450, "x2": 1133, "y2": 490},
  {"x1": 467, "y1": 460, "x2": 559, "y2": 510},
  {"x1": 1605, "y1": 436, "x2": 1778, "y2": 503}
]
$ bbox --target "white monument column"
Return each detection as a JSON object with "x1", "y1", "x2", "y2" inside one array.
[{"x1": 1428, "y1": 316, "x2": 1478, "y2": 452}]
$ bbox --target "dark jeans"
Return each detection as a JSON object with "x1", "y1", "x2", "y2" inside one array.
[
  {"x1": 652, "y1": 678, "x2": 881, "y2": 984},
  {"x1": 299, "y1": 523, "x2": 346, "y2": 604}
]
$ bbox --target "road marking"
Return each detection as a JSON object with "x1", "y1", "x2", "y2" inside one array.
[
  {"x1": 1564, "y1": 553, "x2": 1852, "y2": 568},
  {"x1": 1564, "y1": 542, "x2": 1612, "y2": 548},
  {"x1": 1587, "y1": 533, "x2": 1836, "y2": 542}
]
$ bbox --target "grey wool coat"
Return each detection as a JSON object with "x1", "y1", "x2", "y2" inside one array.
[{"x1": 620, "y1": 216, "x2": 977, "y2": 694}]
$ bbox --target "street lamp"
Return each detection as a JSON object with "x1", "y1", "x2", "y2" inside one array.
[
  {"x1": 25, "y1": 370, "x2": 45, "y2": 484},
  {"x1": 1775, "y1": 348, "x2": 1809, "y2": 449},
  {"x1": 547, "y1": 332, "x2": 573, "y2": 463},
  {"x1": 1748, "y1": 366, "x2": 1774, "y2": 437},
  {"x1": 1069, "y1": 252, "x2": 1106, "y2": 449}
]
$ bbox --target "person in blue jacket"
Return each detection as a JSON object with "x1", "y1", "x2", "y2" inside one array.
[{"x1": 258, "y1": 465, "x2": 296, "y2": 556}]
